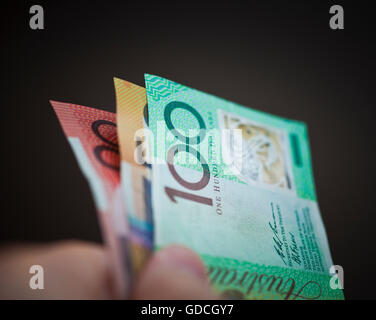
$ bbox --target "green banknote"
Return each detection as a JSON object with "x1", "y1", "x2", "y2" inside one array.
[{"x1": 145, "y1": 74, "x2": 344, "y2": 300}]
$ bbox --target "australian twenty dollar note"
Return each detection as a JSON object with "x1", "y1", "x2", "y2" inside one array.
[
  {"x1": 50, "y1": 101, "x2": 131, "y2": 298},
  {"x1": 145, "y1": 75, "x2": 344, "y2": 300}
]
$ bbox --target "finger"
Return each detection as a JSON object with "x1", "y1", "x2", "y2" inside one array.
[
  {"x1": 0, "y1": 241, "x2": 113, "y2": 299},
  {"x1": 132, "y1": 245, "x2": 218, "y2": 300}
]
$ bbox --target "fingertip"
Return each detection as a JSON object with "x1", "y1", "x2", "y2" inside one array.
[
  {"x1": 152, "y1": 245, "x2": 207, "y2": 281},
  {"x1": 133, "y1": 244, "x2": 218, "y2": 300}
]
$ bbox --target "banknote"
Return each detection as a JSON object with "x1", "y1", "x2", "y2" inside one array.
[
  {"x1": 145, "y1": 74, "x2": 344, "y2": 300},
  {"x1": 50, "y1": 101, "x2": 131, "y2": 298},
  {"x1": 114, "y1": 78, "x2": 153, "y2": 274}
]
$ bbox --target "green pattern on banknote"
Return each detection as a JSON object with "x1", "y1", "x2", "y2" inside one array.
[
  {"x1": 145, "y1": 74, "x2": 316, "y2": 201},
  {"x1": 202, "y1": 254, "x2": 344, "y2": 300},
  {"x1": 153, "y1": 245, "x2": 343, "y2": 300},
  {"x1": 145, "y1": 75, "x2": 187, "y2": 102}
]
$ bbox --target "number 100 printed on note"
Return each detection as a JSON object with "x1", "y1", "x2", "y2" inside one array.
[{"x1": 145, "y1": 74, "x2": 343, "y2": 300}]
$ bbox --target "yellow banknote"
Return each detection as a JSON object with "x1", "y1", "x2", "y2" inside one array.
[{"x1": 114, "y1": 78, "x2": 152, "y2": 274}]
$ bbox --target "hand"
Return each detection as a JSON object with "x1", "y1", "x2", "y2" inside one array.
[{"x1": 0, "y1": 241, "x2": 218, "y2": 299}]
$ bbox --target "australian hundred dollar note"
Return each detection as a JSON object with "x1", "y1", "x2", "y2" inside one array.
[
  {"x1": 50, "y1": 101, "x2": 131, "y2": 298},
  {"x1": 114, "y1": 78, "x2": 153, "y2": 274},
  {"x1": 145, "y1": 75, "x2": 344, "y2": 300}
]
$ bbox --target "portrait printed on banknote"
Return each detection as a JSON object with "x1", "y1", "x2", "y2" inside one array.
[{"x1": 218, "y1": 110, "x2": 295, "y2": 194}]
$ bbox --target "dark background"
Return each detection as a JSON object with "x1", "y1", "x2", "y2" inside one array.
[{"x1": 1, "y1": 1, "x2": 374, "y2": 299}]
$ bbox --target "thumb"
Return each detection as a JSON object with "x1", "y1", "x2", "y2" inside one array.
[{"x1": 132, "y1": 245, "x2": 218, "y2": 300}]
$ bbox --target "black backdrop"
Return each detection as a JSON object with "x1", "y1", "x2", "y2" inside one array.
[{"x1": 1, "y1": 1, "x2": 374, "y2": 299}]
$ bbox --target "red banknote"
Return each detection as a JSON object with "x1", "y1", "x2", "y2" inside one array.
[{"x1": 50, "y1": 101, "x2": 131, "y2": 298}]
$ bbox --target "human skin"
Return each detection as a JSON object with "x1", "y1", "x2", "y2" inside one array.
[{"x1": 0, "y1": 241, "x2": 218, "y2": 300}]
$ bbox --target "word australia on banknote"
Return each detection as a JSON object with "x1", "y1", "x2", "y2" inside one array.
[
  {"x1": 50, "y1": 101, "x2": 131, "y2": 298},
  {"x1": 144, "y1": 75, "x2": 344, "y2": 300}
]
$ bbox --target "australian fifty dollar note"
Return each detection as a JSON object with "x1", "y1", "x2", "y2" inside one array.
[{"x1": 114, "y1": 78, "x2": 153, "y2": 275}]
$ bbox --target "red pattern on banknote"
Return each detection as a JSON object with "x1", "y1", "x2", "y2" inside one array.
[
  {"x1": 50, "y1": 100, "x2": 130, "y2": 297},
  {"x1": 51, "y1": 101, "x2": 120, "y2": 191}
]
